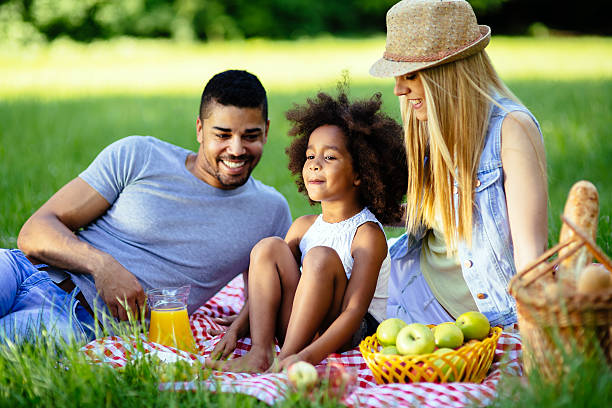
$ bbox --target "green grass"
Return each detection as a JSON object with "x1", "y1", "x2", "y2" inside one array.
[
  {"x1": 490, "y1": 333, "x2": 612, "y2": 408},
  {"x1": 1, "y1": 80, "x2": 610, "y2": 251},
  {"x1": 0, "y1": 336, "x2": 273, "y2": 408},
  {"x1": 1, "y1": 35, "x2": 610, "y2": 98},
  {"x1": 1, "y1": 36, "x2": 611, "y2": 406},
  {"x1": 0, "y1": 321, "x2": 346, "y2": 408}
]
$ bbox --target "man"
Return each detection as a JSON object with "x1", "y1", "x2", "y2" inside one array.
[{"x1": 0, "y1": 70, "x2": 292, "y2": 344}]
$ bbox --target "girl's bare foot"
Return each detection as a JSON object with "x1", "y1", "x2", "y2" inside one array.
[{"x1": 205, "y1": 347, "x2": 275, "y2": 373}]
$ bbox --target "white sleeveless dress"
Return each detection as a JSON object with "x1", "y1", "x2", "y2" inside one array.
[{"x1": 298, "y1": 207, "x2": 390, "y2": 323}]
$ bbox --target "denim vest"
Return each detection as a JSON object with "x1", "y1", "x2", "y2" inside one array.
[{"x1": 388, "y1": 97, "x2": 542, "y2": 327}]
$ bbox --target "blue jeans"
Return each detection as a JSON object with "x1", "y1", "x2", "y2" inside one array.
[{"x1": 0, "y1": 249, "x2": 96, "y2": 345}]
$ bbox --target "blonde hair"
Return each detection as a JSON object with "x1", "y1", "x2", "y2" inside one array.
[{"x1": 401, "y1": 51, "x2": 521, "y2": 252}]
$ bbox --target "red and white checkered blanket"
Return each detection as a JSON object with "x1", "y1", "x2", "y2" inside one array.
[{"x1": 82, "y1": 275, "x2": 523, "y2": 407}]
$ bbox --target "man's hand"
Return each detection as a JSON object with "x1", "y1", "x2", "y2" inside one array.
[{"x1": 92, "y1": 257, "x2": 145, "y2": 321}]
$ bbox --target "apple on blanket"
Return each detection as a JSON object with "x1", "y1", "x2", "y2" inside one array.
[{"x1": 287, "y1": 361, "x2": 357, "y2": 399}]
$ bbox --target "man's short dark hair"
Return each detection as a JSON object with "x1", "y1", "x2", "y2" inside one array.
[{"x1": 199, "y1": 70, "x2": 268, "y2": 121}]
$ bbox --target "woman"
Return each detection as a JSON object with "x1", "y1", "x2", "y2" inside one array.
[{"x1": 370, "y1": 0, "x2": 548, "y2": 328}]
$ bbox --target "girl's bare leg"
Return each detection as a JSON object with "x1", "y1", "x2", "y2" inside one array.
[
  {"x1": 278, "y1": 246, "x2": 347, "y2": 360},
  {"x1": 207, "y1": 237, "x2": 300, "y2": 372}
]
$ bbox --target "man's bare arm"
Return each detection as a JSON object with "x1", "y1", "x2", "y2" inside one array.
[{"x1": 18, "y1": 177, "x2": 145, "y2": 320}]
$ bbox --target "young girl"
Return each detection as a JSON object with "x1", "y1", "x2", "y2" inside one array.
[
  {"x1": 369, "y1": 0, "x2": 548, "y2": 328},
  {"x1": 206, "y1": 90, "x2": 407, "y2": 372}
]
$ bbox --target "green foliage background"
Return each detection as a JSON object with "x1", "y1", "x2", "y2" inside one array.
[{"x1": 0, "y1": 0, "x2": 507, "y2": 44}]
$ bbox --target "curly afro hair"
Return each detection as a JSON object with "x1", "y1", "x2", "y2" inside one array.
[{"x1": 285, "y1": 89, "x2": 407, "y2": 225}]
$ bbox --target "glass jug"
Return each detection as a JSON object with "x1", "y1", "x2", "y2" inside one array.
[{"x1": 147, "y1": 285, "x2": 197, "y2": 353}]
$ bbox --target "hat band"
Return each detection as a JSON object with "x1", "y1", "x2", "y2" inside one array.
[{"x1": 383, "y1": 34, "x2": 483, "y2": 63}]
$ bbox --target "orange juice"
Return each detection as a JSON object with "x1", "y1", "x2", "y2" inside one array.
[{"x1": 148, "y1": 307, "x2": 197, "y2": 353}]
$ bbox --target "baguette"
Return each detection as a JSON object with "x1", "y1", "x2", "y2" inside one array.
[{"x1": 557, "y1": 181, "x2": 599, "y2": 283}]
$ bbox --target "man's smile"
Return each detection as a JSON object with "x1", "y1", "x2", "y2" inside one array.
[{"x1": 221, "y1": 159, "x2": 247, "y2": 169}]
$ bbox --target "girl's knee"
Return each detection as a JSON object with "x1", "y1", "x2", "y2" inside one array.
[
  {"x1": 250, "y1": 237, "x2": 289, "y2": 263},
  {"x1": 302, "y1": 246, "x2": 344, "y2": 278}
]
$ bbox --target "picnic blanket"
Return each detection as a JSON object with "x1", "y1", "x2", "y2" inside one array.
[{"x1": 82, "y1": 275, "x2": 523, "y2": 407}]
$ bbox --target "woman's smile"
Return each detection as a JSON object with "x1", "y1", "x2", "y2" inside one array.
[
  {"x1": 408, "y1": 98, "x2": 424, "y2": 110},
  {"x1": 394, "y1": 74, "x2": 427, "y2": 121}
]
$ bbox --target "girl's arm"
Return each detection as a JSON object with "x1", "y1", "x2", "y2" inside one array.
[
  {"x1": 291, "y1": 222, "x2": 387, "y2": 366},
  {"x1": 501, "y1": 111, "x2": 548, "y2": 271},
  {"x1": 284, "y1": 214, "x2": 318, "y2": 262}
]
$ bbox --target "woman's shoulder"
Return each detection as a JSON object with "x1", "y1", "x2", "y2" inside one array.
[
  {"x1": 501, "y1": 110, "x2": 543, "y2": 152},
  {"x1": 502, "y1": 110, "x2": 540, "y2": 134},
  {"x1": 480, "y1": 97, "x2": 542, "y2": 170},
  {"x1": 500, "y1": 110, "x2": 546, "y2": 175},
  {"x1": 490, "y1": 97, "x2": 540, "y2": 130}
]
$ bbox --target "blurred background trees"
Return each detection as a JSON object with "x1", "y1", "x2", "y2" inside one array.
[{"x1": 0, "y1": 0, "x2": 608, "y2": 46}]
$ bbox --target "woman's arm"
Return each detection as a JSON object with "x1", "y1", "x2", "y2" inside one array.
[
  {"x1": 501, "y1": 111, "x2": 548, "y2": 271},
  {"x1": 290, "y1": 223, "x2": 387, "y2": 366}
]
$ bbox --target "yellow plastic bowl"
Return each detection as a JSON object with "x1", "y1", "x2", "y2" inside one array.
[{"x1": 359, "y1": 326, "x2": 502, "y2": 384}]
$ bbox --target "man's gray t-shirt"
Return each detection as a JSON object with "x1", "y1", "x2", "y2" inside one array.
[{"x1": 68, "y1": 136, "x2": 292, "y2": 319}]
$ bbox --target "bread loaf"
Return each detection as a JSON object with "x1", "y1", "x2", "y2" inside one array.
[
  {"x1": 557, "y1": 181, "x2": 599, "y2": 282},
  {"x1": 577, "y1": 264, "x2": 611, "y2": 294}
]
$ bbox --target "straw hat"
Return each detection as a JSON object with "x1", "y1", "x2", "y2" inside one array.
[{"x1": 370, "y1": 0, "x2": 491, "y2": 78}]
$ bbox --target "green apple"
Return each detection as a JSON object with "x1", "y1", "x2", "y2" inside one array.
[
  {"x1": 432, "y1": 348, "x2": 465, "y2": 381},
  {"x1": 376, "y1": 318, "x2": 407, "y2": 347},
  {"x1": 380, "y1": 346, "x2": 400, "y2": 355},
  {"x1": 433, "y1": 322, "x2": 464, "y2": 349},
  {"x1": 455, "y1": 311, "x2": 491, "y2": 341},
  {"x1": 287, "y1": 361, "x2": 319, "y2": 391},
  {"x1": 395, "y1": 323, "x2": 435, "y2": 355}
]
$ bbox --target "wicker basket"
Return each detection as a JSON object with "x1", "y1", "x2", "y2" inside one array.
[
  {"x1": 359, "y1": 326, "x2": 502, "y2": 384},
  {"x1": 508, "y1": 216, "x2": 612, "y2": 381}
]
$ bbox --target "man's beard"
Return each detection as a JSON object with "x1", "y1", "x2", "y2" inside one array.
[
  {"x1": 213, "y1": 154, "x2": 256, "y2": 188},
  {"x1": 215, "y1": 170, "x2": 251, "y2": 188}
]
